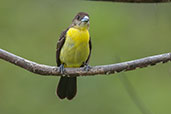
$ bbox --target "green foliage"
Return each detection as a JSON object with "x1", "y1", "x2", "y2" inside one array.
[{"x1": 0, "y1": 0, "x2": 171, "y2": 114}]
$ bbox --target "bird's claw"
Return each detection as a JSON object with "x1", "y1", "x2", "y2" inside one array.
[
  {"x1": 59, "y1": 64, "x2": 65, "y2": 76},
  {"x1": 83, "y1": 64, "x2": 91, "y2": 71}
]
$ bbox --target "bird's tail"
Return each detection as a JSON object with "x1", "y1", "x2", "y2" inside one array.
[{"x1": 57, "y1": 77, "x2": 77, "y2": 100}]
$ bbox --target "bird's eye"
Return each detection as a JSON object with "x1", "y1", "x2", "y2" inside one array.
[{"x1": 77, "y1": 16, "x2": 80, "y2": 20}]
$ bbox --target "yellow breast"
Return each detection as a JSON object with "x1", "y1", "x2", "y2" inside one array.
[
  {"x1": 67, "y1": 28, "x2": 89, "y2": 43},
  {"x1": 60, "y1": 27, "x2": 90, "y2": 68}
]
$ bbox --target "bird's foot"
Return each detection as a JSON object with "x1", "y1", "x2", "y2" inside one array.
[
  {"x1": 59, "y1": 64, "x2": 65, "y2": 76},
  {"x1": 83, "y1": 64, "x2": 91, "y2": 71}
]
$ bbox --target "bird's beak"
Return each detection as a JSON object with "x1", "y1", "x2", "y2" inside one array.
[{"x1": 81, "y1": 16, "x2": 89, "y2": 22}]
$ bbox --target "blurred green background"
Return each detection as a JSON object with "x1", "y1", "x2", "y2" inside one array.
[{"x1": 0, "y1": 0, "x2": 171, "y2": 114}]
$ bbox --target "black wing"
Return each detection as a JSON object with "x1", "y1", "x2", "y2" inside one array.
[
  {"x1": 84, "y1": 37, "x2": 92, "y2": 65},
  {"x1": 56, "y1": 28, "x2": 69, "y2": 66}
]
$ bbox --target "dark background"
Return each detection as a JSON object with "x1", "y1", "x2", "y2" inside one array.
[{"x1": 0, "y1": 0, "x2": 171, "y2": 114}]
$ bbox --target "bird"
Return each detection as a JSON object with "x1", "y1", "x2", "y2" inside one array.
[{"x1": 56, "y1": 12, "x2": 92, "y2": 100}]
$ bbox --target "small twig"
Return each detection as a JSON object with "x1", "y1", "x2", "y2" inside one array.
[
  {"x1": 119, "y1": 73, "x2": 152, "y2": 114},
  {"x1": 0, "y1": 48, "x2": 170, "y2": 77},
  {"x1": 88, "y1": 0, "x2": 171, "y2": 3},
  {"x1": 114, "y1": 57, "x2": 152, "y2": 114}
]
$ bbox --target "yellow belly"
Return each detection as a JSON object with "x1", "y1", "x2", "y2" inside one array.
[{"x1": 60, "y1": 27, "x2": 90, "y2": 68}]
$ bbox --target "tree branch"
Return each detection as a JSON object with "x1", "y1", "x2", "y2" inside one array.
[
  {"x1": 0, "y1": 48, "x2": 170, "y2": 77},
  {"x1": 88, "y1": 0, "x2": 171, "y2": 3}
]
